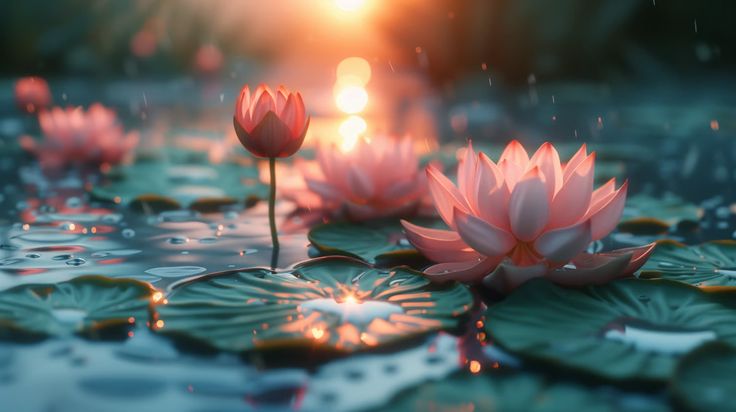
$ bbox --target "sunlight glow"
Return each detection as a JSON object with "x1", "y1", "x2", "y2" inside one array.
[
  {"x1": 337, "y1": 57, "x2": 371, "y2": 85},
  {"x1": 335, "y1": 0, "x2": 366, "y2": 12},
  {"x1": 338, "y1": 116, "x2": 367, "y2": 151},
  {"x1": 311, "y1": 327, "x2": 326, "y2": 340}
]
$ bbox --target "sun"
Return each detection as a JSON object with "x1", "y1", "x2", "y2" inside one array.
[{"x1": 335, "y1": 0, "x2": 366, "y2": 12}]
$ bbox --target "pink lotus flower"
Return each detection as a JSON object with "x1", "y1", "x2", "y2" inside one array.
[
  {"x1": 233, "y1": 84, "x2": 309, "y2": 159},
  {"x1": 20, "y1": 104, "x2": 139, "y2": 171},
  {"x1": 402, "y1": 140, "x2": 655, "y2": 292},
  {"x1": 15, "y1": 77, "x2": 52, "y2": 113},
  {"x1": 284, "y1": 135, "x2": 433, "y2": 221}
]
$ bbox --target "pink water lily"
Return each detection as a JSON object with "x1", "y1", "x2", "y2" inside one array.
[
  {"x1": 402, "y1": 140, "x2": 655, "y2": 293},
  {"x1": 20, "y1": 103, "x2": 139, "y2": 171},
  {"x1": 285, "y1": 135, "x2": 433, "y2": 222}
]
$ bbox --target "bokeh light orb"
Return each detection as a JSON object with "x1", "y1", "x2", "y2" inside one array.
[
  {"x1": 336, "y1": 57, "x2": 371, "y2": 85},
  {"x1": 335, "y1": 85, "x2": 368, "y2": 114}
]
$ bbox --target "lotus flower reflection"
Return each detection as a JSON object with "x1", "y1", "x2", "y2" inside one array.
[
  {"x1": 402, "y1": 141, "x2": 655, "y2": 292},
  {"x1": 20, "y1": 103, "x2": 139, "y2": 171},
  {"x1": 286, "y1": 135, "x2": 433, "y2": 221}
]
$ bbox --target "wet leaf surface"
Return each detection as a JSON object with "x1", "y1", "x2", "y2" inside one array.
[
  {"x1": 90, "y1": 159, "x2": 267, "y2": 212},
  {"x1": 620, "y1": 194, "x2": 703, "y2": 234},
  {"x1": 639, "y1": 241, "x2": 736, "y2": 287},
  {"x1": 155, "y1": 257, "x2": 473, "y2": 352},
  {"x1": 0, "y1": 276, "x2": 152, "y2": 339},
  {"x1": 671, "y1": 342, "x2": 736, "y2": 412},
  {"x1": 484, "y1": 278, "x2": 736, "y2": 382},
  {"x1": 308, "y1": 218, "x2": 444, "y2": 265}
]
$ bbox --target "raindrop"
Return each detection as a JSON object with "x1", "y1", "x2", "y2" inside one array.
[
  {"x1": 199, "y1": 237, "x2": 218, "y2": 244},
  {"x1": 167, "y1": 237, "x2": 189, "y2": 245},
  {"x1": 0, "y1": 258, "x2": 23, "y2": 266},
  {"x1": 65, "y1": 197, "x2": 82, "y2": 208},
  {"x1": 66, "y1": 258, "x2": 87, "y2": 266},
  {"x1": 715, "y1": 207, "x2": 730, "y2": 219},
  {"x1": 344, "y1": 369, "x2": 364, "y2": 380},
  {"x1": 637, "y1": 295, "x2": 651, "y2": 304},
  {"x1": 121, "y1": 228, "x2": 136, "y2": 238},
  {"x1": 101, "y1": 214, "x2": 123, "y2": 224},
  {"x1": 25, "y1": 253, "x2": 40, "y2": 259},
  {"x1": 425, "y1": 354, "x2": 443, "y2": 365},
  {"x1": 52, "y1": 254, "x2": 74, "y2": 261}
]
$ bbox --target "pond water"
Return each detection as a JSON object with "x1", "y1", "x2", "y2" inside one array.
[{"x1": 0, "y1": 77, "x2": 735, "y2": 411}]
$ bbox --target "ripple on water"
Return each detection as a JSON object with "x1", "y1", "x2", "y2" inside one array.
[
  {"x1": 144, "y1": 266, "x2": 207, "y2": 278},
  {"x1": 13, "y1": 232, "x2": 81, "y2": 243},
  {"x1": 91, "y1": 249, "x2": 142, "y2": 258},
  {"x1": 77, "y1": 376, "x2": 167, "y2": 398}
]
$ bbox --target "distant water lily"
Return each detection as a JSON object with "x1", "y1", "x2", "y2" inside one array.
[
  {"x1": 402, "y1": 140, "x2": 654, "y2": 292},
  {"x1": 14, "y1": 76, "x2": 52, "y2": 113},
  {"x1": 286, "y1": 135, "x2": 433, "y2": 222},
  {"x1": 20, "y1": 103, "x2": 139, "y2": 171}
]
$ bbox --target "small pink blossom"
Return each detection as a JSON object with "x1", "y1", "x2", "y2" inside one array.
[
  {"x1": 402, "y1": 140, "x2": 654, "y2": 292},
  {"x1": 20, "y1": 104, "x2": 139, "y2": 171},
  {"x1": 15, "y1": 77, "x2": 52, "y2": 113},
  {"x1": 233, "y1": 84, "x2": 309, "y2": 159}
]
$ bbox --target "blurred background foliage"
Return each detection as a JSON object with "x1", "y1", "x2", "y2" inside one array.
[{"x1": 1, "y1": 0, "x2": 732, "y2": 87}]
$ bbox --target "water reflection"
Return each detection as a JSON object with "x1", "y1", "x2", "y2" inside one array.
[
  {"x1": 0, "y1": 189, "x2": 309, "y2": 290},
  {"x1": 604, "y1": 320, "x2": 716, "y2": 355}
]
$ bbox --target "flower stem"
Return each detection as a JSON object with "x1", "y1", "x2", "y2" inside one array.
[{"x1": 268, "y1": 157, "x2": 280, "y2": 269}]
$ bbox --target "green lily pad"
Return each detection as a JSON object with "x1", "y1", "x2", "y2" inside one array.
[
  {"x1": 620, "y1": 194, "x2": 703, "y2": 234},
  {"x1": 89, "y1": 159, "x2": 267, "y2": 213},
  {"x1": 484, "y1": 278, "x2": 736, "y2": 382},
  {"x1": 154, "y1": 257, "x2": 473, "y2": 353},
  {"x1": 308, "y1": 219, "x2": 445, "y2": 265},
  {"x1": 671, "y1": 342, "x2": 736, "y2": 412},
  {"x1": 384, "y1": 371, "x2": 669, "y2": 412},
  {"x1": 0, "y1": 276, "x2": 153, "y2": 339},
  {"x1": 639, "y1": 240, "x2": 736, "y2": 288}
]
